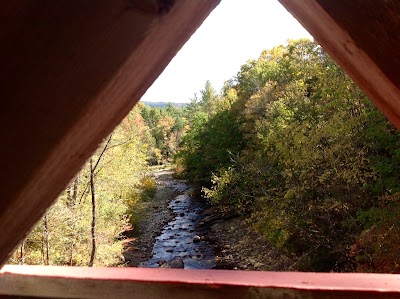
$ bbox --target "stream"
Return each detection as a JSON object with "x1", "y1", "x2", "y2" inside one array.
[{"x1": 140, "y1": 178, "x2": 216, "y2": 269}]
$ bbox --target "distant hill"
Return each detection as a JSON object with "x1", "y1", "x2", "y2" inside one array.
[{"x1": 140, "y1": 101, "x2": 188, "y2": 108}]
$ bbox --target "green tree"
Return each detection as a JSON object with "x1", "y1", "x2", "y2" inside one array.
[
  {"x1": 182, "y1": 39, "x2": 400, "y2": 272},
  {"x1": 10, "y1": 108, "x2": 154, "y2": 266}
]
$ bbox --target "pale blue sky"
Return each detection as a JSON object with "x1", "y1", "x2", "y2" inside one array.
[{"x1": 141, "y1": 0, "x2": 312, "y2": 103}]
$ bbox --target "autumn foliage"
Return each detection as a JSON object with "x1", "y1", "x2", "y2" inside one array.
[{"x1": 178, "y1": 39, "x2": 400, "y2": 272}]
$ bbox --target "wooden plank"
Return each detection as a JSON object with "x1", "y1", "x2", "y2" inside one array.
[
  {"x1": 1, "y1": 266, "x2": 400, "y2": 298},
  {"x1": 279, "y1": 0, "x2": 400, "y2": 129},
  {"x1": 0, "y1": 0, "x2": 219, "y2": 266}
]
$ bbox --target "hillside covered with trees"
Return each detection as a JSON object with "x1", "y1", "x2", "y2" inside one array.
[
  {"x1": 11, "y1": 39, "x2": 400, "y2": 273},
  {"x1": 177, "y1": 39, "x2": 400, "y2": 272},
  {"x1": 9, "y1": 103, "x2": 187, "y2": 266}
]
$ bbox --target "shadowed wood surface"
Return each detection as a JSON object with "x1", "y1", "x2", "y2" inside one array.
[
  {"x1": 0, "y1": 0, "x2": 219, "y2": 266},
  {"x1": 279, "y1": 0, "x2": 400, "y2": 129}
]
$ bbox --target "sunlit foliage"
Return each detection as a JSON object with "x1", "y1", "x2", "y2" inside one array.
[{"x1": 179, "y1": 39, "x2": 400, "y2": 272}]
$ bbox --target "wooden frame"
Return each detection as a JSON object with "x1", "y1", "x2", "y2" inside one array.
[
  {"x1": 2, "y1": 0, "x2": 400, "y2": 298},
  {"x1": 2, "y1": 265, "x2": 400, "y2": 298},
  {"x1": 279, "y1": 0, "x2": 400, "y2": 129},
  {"x1": 0, "y1": 0, "x2": 219, "y2": 266}
]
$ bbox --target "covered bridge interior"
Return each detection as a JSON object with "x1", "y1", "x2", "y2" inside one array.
[{"x1": 1, "y1": 0, "x2": 400, "y2": 298}]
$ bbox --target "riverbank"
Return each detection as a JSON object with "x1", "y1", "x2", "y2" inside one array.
[
  {"x1": 202, "y1": 208, "x2": 294, "y2": 271},
  {"x1": 122, "y1": 169, "x2": 177, "y2": 266},
  {"x1": 122, "y1": 168, "x2": 215, "y2": 268},
  {"x1": 123, "y1": 167, "x2": 292, "y2": 270}
]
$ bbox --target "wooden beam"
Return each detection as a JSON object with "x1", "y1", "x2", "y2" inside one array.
[
  {"x1": 2, "y1": 266, "x2": 400, "y2": 298},
  {"x1": 0, "y1": 0, "x2": 219, "y2": 266},
  {"x1": 279, "y1": 0, "x2": 400, "y2": 129}
]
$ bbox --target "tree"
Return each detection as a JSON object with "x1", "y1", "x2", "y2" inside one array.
[
  {"x1": 10, "y1": 108, "x2": 154, "y2": 266},
  {"x1": 200, "y1": 80, "x2": 218, "y2": 114},
  {"x1": 181, "y1": 39, "x2": 400, "y2": 272}
]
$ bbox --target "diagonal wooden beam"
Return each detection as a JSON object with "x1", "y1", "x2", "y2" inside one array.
[
  {"x1": 279, "y1": 0, "x2": 400, "y2": 129},
  {"x1": 0, "y1": 0, "x2": 219, "y2": 266}
]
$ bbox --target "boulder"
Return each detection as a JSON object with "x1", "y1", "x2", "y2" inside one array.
[{"x1": 160, "y1": 257, "x2": 184, "y2": 268}]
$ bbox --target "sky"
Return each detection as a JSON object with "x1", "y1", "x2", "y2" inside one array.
[{"x1": 140, "y1": 0, "x2": 312, "y2": 103}]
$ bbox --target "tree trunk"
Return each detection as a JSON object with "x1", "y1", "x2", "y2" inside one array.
[
  {"x1": 43, "y1": 214, "x2": 50, "y2": 265},
  {"x1": 72, "y1": 175, "x2": 79, "y2": 204},
  {"x1": 20, "y1": 240, "x2": 25, "y2": 265},
  {"x1": 69, "y1": 174, "x2": 79, "y2": 264},
  {"x1": 69, "y1": 211, "x2": 75, "y2": 266},
  {"x1": 88, "y1": 135, "x2": 112, "y2": 267},
  {"x1": 88, "y1": 158, "x2": 96, "y2": 267},
  {"x1": 67, "y1": 174, "x2": 79, "y2": 207}
]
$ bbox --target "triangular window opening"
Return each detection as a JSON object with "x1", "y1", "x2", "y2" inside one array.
[{"x1": 3, "y1": 0, "x2": 400, "y2": 298}]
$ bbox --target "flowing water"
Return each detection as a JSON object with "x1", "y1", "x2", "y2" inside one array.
[{"x1": 140, "y1": 179, "x2": 215, "y2": 269}]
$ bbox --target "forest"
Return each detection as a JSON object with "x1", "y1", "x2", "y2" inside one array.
[{"x1": 11, "y1": 39, "x2": 400, "y2": 273}]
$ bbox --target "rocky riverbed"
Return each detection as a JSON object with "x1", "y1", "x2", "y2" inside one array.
[
  {"x1": 122, "y1": 168, "x2": 291, "y2": 271},
  {"x1": 140, "y1": 185, "x2": 215, "y2": 269},
  {"x1": 122, "y1": 169, "x2": 215, "y2": 269}
]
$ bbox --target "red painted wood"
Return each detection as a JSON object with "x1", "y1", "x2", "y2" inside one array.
[
  {"x1": 1, "y1": 266, "x2": 400, "y2": 298},
  {"x1": 1, "y1": 265, "x2": 399, "y2": 290}
]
